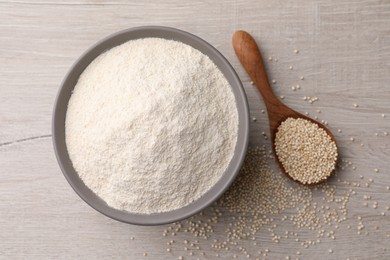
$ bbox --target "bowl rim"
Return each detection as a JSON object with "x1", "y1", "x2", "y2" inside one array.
[{"x1": 52, "y1": 26, "x2": 249, "y2": 225}]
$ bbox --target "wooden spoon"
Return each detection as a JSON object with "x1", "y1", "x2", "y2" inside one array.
[{"x1": 232, "y1": 30, "x2": 338, "y2": 185}]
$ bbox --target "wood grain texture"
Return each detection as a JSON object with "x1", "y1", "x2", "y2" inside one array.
[{"x1": 0, "y1": 0, "x2": 389, "y2": 259}]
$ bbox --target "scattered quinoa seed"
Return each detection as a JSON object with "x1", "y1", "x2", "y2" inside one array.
[{"x1": 158, "y1": 123, "x2": 375, "y2": 259}]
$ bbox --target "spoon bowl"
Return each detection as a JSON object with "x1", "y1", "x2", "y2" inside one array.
[{"x1": 232, "y1": 30, "x2": 338, "y2": 185}]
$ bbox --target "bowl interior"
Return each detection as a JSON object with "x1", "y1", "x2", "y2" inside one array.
[{"x1": 52, "y1": 26, "x2": 249, "y2": 225}]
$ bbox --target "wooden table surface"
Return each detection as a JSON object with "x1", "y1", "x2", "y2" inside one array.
[{"x1": 1, "y1": 0, "x2": 389, "y2": 259}]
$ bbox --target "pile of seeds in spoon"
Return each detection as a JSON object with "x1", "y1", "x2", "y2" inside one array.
[{"x1": 275, "y1": 117, "x2": 338, "y2": 184}]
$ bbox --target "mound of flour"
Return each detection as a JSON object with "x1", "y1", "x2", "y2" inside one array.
[{"x1": 65, "y1": 38, "x2": 238, "y2": 214}]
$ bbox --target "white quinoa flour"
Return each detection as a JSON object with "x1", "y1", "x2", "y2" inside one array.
[{"x1": 65, "y1": 38, "x2": 238, "y2": 214}]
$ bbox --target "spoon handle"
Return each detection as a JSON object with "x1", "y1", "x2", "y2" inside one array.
[{"x1": 232, "y1": 30, "x2": 290, "y2": 128}]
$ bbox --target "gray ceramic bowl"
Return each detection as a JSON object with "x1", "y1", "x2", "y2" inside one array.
[{"x1": 52, "y1": 26, "x2": 249, "y2": 225}]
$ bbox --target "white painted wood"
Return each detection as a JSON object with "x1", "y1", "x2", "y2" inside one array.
[{"x1": 0, "y1": 0, "x2": 389, "y2": 259}]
